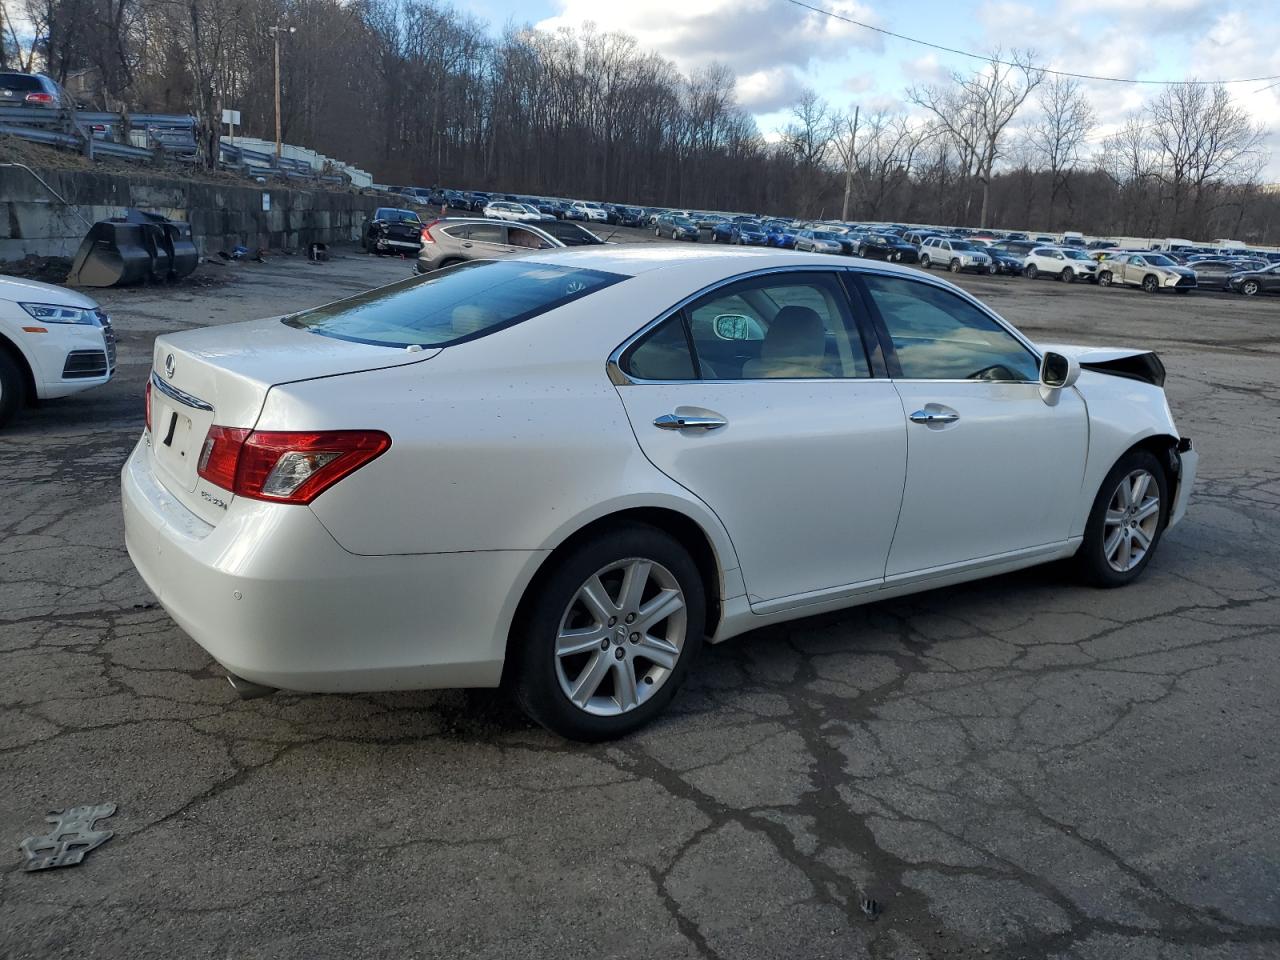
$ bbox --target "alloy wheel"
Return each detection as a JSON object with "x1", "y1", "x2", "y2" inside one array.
[
  {"x1": 1142, "y1": 275, "x2": 1159, "y2": 293},
  {"x1": 1103, "y1": 470, "x2": 1161, "y2": 573},
  {"x1": 1242, "y1": 280, "x2": 1259, "y2": 296},
  {"x1": 554, "y1": 558, "x2": 687, "y2": 717}
]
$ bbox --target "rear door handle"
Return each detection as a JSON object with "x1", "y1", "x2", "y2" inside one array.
[
  {"x1": 909, "y1": 409, "x2": 959, "y2": 425},
  {"x1": 654, "y1": 413, "x2": 727, "y2": 431}
]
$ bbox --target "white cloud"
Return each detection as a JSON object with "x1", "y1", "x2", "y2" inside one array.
[
  {"x1": 735, "y1": 67, "x2": 809, "y2": 113},
  {"x1": 537, "y1": 0, "x2": 884, "y2": 74}
]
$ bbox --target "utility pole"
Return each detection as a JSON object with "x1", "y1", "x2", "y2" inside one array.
[
  {"x1": 841, "y1": 105, "x2": 860, "y2": 222},
  {"x1": 269, "y1": 24, "x2": 295, "y2": 163}
]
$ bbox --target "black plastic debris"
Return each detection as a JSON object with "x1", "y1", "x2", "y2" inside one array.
[
  {"x1": 20, "y1": 803, "x2": 117, "y2": 871},
  {"x1": 67, "y1": 210, "x2": 199, "y2": 287},
  {"x1": 859, "y1": 895, "x2": 881, "y2": 921}
]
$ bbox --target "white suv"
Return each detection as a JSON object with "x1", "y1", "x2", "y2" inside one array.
[
  {"x1": 1023, "y1": 246, "x2": 1099, "y2": 283},
  {"x1": 569, "y1": 201, "x2": 608, "y2": 222},
  {"x1": 0, "y1": 275, "x2": 115, "y2": 427},
  {"x1": 483, "y1": 201, "x2": 542, "y2": 222},
  {"x1": 919, "y1": 237, "x2": 992, "y2": 274}
]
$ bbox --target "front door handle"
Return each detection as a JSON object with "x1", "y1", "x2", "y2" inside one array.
[
  {"x1": 909, "y1": 409, "x2": 959, "y2": 425},
  {"x1": 654, "y1": 413, "x2": 727, "y2": 431}
]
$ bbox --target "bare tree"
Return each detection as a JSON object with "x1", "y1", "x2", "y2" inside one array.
[
  {"x1": 1148, "y1": 82, "x2": 1266, "y2": 235},
  {"x1": 831, "y1": 105, "x2": 860, "y2": 221},
  {"x1": 782, "y1": 88, "x2": 837, "y2": 216},
  {"x1": 911, "y1": 50, "x2": 1044, "y2": 226},
  {"x1": 1028, "y1": 74, "x2": 1094, "y2": 227}
]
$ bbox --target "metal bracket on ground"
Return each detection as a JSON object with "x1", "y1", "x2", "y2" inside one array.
[{"x1": 19, "y1": 803, "x2": 117, "y2": 871}]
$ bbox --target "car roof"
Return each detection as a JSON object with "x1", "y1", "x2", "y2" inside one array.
[{"x1": 518, "y1": 245, "x2": 927, "y2": 281}]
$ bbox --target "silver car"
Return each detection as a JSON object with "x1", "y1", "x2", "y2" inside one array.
[{"x1": 416, "y1": 218, "x2": 564, "y2": 272}]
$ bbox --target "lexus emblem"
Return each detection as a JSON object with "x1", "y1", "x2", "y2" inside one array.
[{"x1": 164, "y1": 353, "x2": 176, "y2": 379}]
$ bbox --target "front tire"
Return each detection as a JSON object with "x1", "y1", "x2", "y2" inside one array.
[
  {"x1": 1076, "y1": 450, "x2": 1169, "y2": 587},
  {"x1": 919, "y1": 254, "x2": 931, "y2": 269},
  {"x1": 1098, "y1": 271, "x2": 1113, "y2": 287},
  {"x1": 1142, "y1": 274, "x2": 1159, "y2": 293},
  {"x1": 0, "y1": 349, "x2": 28, "y2": 427},
  {"x1": 1061, "y1": 268, "x2": 1075, "y2": 283},
  {"x1": 510, "y1": 524, "x2": 705, "y2": 741},
  {"x1": 949, "y1": 258, "x2": 962, "y2": 274}
]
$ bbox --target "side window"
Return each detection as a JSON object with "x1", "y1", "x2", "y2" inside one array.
[
  {"x1": 466, "y1": 223, "x2": 505, "y2": 244},
  {"x1": 508, "y1": 227, "x2": 552, "y2": 250},
  {"x1": 861, "y1": 274, "x2": 1040, "y2": 382},
  {"x1": 622, "y1": 316, "x2": 696, "y2": 381},
  {"x1": 685, "y1": 272, "x2": 870, "y2": 380}
]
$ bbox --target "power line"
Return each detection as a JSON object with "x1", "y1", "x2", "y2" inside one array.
[{"x1": 783, "y1": 0, "x2": 1280, "y2": 86}]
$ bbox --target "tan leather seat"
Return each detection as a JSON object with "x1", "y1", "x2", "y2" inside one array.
[{"x1": 741, "y1": 306, "x2": 830, "y2": 378}]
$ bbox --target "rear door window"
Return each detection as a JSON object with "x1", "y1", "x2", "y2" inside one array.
[{"x1": 285, "y1": 260, "x2": 625, "y2": 347}]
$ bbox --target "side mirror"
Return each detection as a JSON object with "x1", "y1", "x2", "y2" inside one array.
[
  {"x1": 713, "y1": 313, "x2": 754, "y2": 341},
  {"x1": 1040, "y1": 351, "x2": 1080, "y2": 389}
]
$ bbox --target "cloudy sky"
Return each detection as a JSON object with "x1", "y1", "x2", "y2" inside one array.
[{"x1": 471, "y1": 0, "x2": 1280, "y2": 180}]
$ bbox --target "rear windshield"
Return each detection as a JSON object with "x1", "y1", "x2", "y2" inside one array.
[
  {"x1": 0, "y1": 73, "x2": 44, "y2": 91},
  {"x1": 283, "y1": 260, "x2": 625, "y2": 348}
]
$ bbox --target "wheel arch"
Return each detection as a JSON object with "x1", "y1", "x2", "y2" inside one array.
[
  {"x1": 0, "y1": 331, "x2": 37, "y2": 404},
  {"x1": 503, "y1": 504, "x2": 729, "y2": 676}
]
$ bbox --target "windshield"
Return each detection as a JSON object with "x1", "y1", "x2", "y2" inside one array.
[
  {"x1": 375, "y1": 209, "x2": 420, "y2": 223},
  {"x1": 284, "y1": 260, "x2": 625, "y2": 348},
  {"x1": 738, "y1": 221, "x2": 763, "y2": 230},
  {"x1": 814, "y1": 231, "x2": 840, "y2": 240},
  {"x1": 672, "y1": 217, "x2": 696, "y2": 227},
  {"x1": 1145, "y1": 254, "x2": 1175, "y2": 266},
  {"x1": 949, "y1": 240, "x2": 976, "y2": 251},
  {"x1": 1064, "y1": 250, "x2": 1090, "y2": 261}
]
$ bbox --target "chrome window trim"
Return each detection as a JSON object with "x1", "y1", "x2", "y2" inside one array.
[
  {"x1": 150, "y1": 370, "x2": 214, "y2": 411},
  {"x1": 607, "y1": 262, "x2": 1043, "y2": 387},
  {"x1": 607, "y1": 264, "x2": 873, "y2": 386}
]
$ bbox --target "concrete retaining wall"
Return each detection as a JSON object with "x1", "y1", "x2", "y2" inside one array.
[{"x1": 0, "y1": 165, "x2": 384, "y2": 261}]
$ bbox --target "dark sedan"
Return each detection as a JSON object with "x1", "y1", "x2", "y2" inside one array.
[
  {"x1": 984, "y1": 246, "x2": 1025, "y2": 275},
  {"x1": 1227, "y1": 262, "x2": 1280, "y2": 296},
  {"x1": 713, "y1": 219, "x2": 769, "y2": 245},
  {"x1": 362, "y1": 207, "x2": 423, "y2": 256},
  {"x1": 1191, "y1": 259, "x2": 1268, "y2": 290},
  {"x1": 856, "y1": 233, "x2": 918, "y2": 263}
]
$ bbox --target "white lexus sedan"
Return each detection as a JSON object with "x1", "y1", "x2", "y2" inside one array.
[{"x1": 122, "y1": 248, "x2": 1197, "y2": 740}]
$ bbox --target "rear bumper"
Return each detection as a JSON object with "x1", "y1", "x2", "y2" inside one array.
[{"x1": 121, "y1": 438, "x2": 542, "y2": 692}]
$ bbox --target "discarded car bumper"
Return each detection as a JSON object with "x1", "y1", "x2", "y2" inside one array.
[{"x1": 121, "y1": 437, "x2": 535, "y2": 692}]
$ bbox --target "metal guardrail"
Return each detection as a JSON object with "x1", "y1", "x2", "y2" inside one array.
[{"x1": 0, "y1": 104, "x2": 350, "y2": 187}]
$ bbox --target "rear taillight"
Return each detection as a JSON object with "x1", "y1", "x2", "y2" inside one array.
[
  {"x1": 420, "y1": 219, "x2": 440, "y2": 244},
  {"x1": 144, "y1": 379, "x2": 152, "y2": 432},
  {"x1": 24, "y1": 92, "x2": 54, "y2": 104},
  {"x1": 196, "y1": 428, "x2": 390, "y2": 504}
]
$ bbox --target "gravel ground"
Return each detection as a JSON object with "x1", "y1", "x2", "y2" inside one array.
[{"x1": 2, "y1": 237, "x2": 1278, "y2": 959}]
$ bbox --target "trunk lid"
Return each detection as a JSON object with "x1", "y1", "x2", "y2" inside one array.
[{"x1": 146, "y1": 317, "x2": 437, "y2": 525}]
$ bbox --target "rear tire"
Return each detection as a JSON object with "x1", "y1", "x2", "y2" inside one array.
[
  {"x1": 1076, "y1": 450, "x2": 1169, "y2": 588},
  {"x1": 510, "y1": 524, "x2": 705, "y2": 741},
  {"x1": 1242, "y1": 279, "x2": 1260, "y2": 296},
  {"x1": 0, "y1": 349, "x2": 28, "y2": 428},
  {"x1": 1025, "y1": 263, "x2": 1039, "y2": 280},
  {"x1": 1098, "y1": 271, "x2": 1113, "y2": 287}
]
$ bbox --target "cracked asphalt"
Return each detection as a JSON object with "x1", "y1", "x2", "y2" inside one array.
[{"x1": 2, "y1": 242, "x2": 1278, "y2": 959}]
